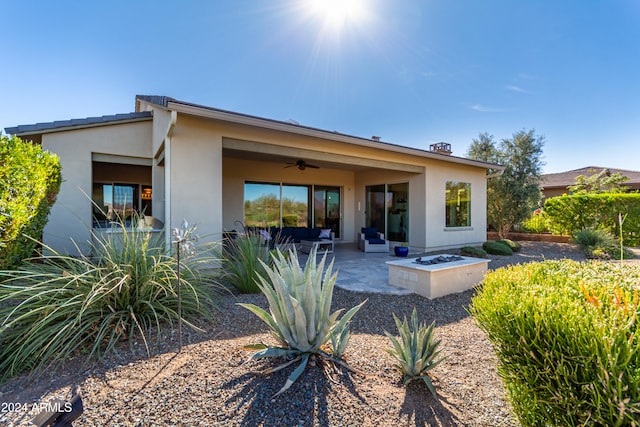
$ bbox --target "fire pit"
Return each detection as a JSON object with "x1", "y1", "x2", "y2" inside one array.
[
  {"x1": 414, "y1": 255, "x2": 463, "y2": 265},
  {"x1": 386, "y1": 254, "x2": 490, "y2": 299}
]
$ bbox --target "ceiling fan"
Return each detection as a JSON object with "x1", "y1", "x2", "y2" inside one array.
[{"x1": 284, "y1": 159, "x2": 320, "y2": 170}]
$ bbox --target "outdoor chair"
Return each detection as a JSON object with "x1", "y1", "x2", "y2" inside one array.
[{"x1": 359, "y1": 227, "x2": 390, "y2": 253}]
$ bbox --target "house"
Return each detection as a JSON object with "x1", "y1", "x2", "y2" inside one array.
[
  {"x1": 5, "y1": 95, "x2": 503, "y2": 256},
  {"x1": 541, "y1": 166, "x2": 640, "y2": 199}
]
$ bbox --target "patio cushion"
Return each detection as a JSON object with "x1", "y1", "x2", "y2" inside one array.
[
  {"x1": 361, "y1": 227, "x2": 378, "y2": 239},
  {"x1": 319, "y1": 228, "x2": 331, "y2": 239},
  {"x1": 309, "y1": 227, "x2": 322, "y2": 239},
  {"x1": 368, "y1": 237, "x2": 386, "y2": 245},
  {"x1": 293, "y1": 227, "x2": 310, "y2": 240}
]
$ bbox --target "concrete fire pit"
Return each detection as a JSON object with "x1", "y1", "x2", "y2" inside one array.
[{"x1": 386, "y1": 254, "x2": 490, "y2": 299}]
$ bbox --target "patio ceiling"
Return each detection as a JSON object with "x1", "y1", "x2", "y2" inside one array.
[{"x1": 222, "y1": 138, "x2": 424, "y2": 173}]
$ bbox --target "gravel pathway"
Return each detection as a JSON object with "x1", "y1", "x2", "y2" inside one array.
[{"x1": 1, "y1": 242, "x2": 589, "y2": 426}]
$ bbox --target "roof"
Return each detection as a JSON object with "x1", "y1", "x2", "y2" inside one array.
[
  {"x1": 4, "y1": 112, "x2": 153, "y2": 136},
  {"x1": 542, "y1": 166, "x2": 640, "y2": 188},
  {"x1": 136, "y1": 95, "x2": 504, "y2": 172}
]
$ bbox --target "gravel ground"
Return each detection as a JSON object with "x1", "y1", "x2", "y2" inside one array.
[{"x1": 0, "y1": 242, "x2": 595, "y2": 426}]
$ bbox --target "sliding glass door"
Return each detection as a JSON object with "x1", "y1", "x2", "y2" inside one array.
[
  {"x1": 314, "y1": 186, "x2": 341, "y2": 238},
  {"x1": 366, "y1": 183, "x2": 408, "y2": 242}
]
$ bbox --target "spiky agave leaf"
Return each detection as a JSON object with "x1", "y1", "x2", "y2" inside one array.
[
  {"x1": 384, "y1": 307, "x2": 445, "y2": 397},
  {"x1": 238, "y1": 247, "x2": 366, "y2": 396}
]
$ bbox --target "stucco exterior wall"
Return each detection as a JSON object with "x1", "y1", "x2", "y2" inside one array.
[
  {"x1": 167, "y1": 115, "x2": 223, "y2": 241},
  {"x1": 41, "y1": 121, "x2": 152, "y2": 255},
  {"x1": 423, "y1": 162, "x2": 487, "y2": 250},
  {"x1": 355, "y1": 161, "x2": 486, "y2": 251}
]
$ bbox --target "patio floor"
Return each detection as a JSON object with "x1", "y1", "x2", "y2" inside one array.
[{"x1": 298, "y1": 242, "x2": 414, "y2": 295}]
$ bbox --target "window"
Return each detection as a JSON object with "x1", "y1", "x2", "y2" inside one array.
[
  {"x1": 92, "y1": 161, "x2": 152, "y2": 228},
  {"x1": 244, "y1": 182, "x2": 311, "y2": 228},
  {"x1": 244, "y1": 182, "x2": 340, "y2": 233},
  {"x1": 445, "y1": 181, "x2": 471, "y2": 227}
]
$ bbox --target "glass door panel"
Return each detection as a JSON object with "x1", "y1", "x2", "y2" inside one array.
[
  {"x1": 365, "y1": 184, "x2": 386, "y2": 233},
  {"x1": 244, "y1": 182, "x2": 281, "y2": 227},
  {"x1": 282, "y1": 184, "x2": 310, "y2": 227},
  {"x1": 387, "y1": 183, "x2": 408, "y2": 241},
  {"x1": 314, "y1": 186, "x2": 341, "y2": 238}
]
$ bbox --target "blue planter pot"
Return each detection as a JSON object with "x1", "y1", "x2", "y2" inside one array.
[{"x1": 394, "y1": 246, "x2": 409, "y2": 257}]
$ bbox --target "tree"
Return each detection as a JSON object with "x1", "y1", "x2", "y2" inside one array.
[
  {"x1": 567, "y1": 168, "x2": 629, "y2": 194},
  {"x1": 467, "y1": 130, "x2": 545, "y2": 237}
]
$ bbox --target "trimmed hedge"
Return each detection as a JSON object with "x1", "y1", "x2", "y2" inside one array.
[
  {"x1": 0, "y1": 135, "x2": 61, "y2": 269},
  {"x1": 483, "y1": 240, "x2": 513, "y2": 256},
  {"x1": 544, "y1": 193, "x2": 640, "y2": 246},
  {"x1": 496, "y1": 239, "x2": 521, "y2": 252},
  {"x1": 460, "y1": 246, "x2": 487, "y2": 258},
  {"x1": 471, "y1": 261, "x2": 640, "y2": 426}
]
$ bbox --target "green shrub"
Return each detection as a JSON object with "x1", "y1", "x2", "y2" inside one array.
[
  {"x1": 0, "y1": 220, "x2": 219, "y2": 381},
  {"x1": 221, "y1": 229, "x2": 291, "y2": 293},
  {"x1": 496, "y1": 239, "x2": 522, "y2": 252},
  {"x1": 239, "y1": 248, "x2": 366, "y2": 397},
  {"x1": 385, "y1": 307, "x2": 444, "y2": 396},
  {"x1": 470, "y1": 260, "x2": 640, "y2": 426},
  {"x1": 544, "y1": 193, "x2": 640, "y2": 246},
  {"x1": 573, "y1": 227, "x2": 614, "y2": 248},
  {"x1": 0, "y1": 135, "x2": 61, "y2": 269},
  {"x1": 573, "y1": 228, "x2": 634, "y2": 260},
  {"x1": 460, "y1": 246, "x2": 487, "y2": 258},
  {"x1": 482, "y1": 241, "x2": 513, "y2": 256}
]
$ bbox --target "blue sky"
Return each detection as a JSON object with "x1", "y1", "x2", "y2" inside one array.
[{"x1": 1, "y1": 0, "x2": 639, "y2": 173}]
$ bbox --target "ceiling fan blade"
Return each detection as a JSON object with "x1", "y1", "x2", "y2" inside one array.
[{"x1": 306, "y1": 164, "x2": 320, "y2": 169}]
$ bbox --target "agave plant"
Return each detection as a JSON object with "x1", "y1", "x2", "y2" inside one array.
[
  {"x1": 385, "y1": 307, "x2": 444, "y2": 396},
  {"x1": 238, "y1": 247, "x2": 366, "y2": 397}
]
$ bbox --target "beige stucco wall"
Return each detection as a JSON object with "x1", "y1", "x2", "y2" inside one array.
[
  {"x1": 41, "y1": 121, "x2": 153, "y2": 255},
  {"x1": 165, "y1": 113, "x2": 488, "y2": 250},
  {"x1": 355, "y1": 160, "x2": 487, "y2": 251},
  {"x1": 166, "y1": 115, "x2": 223, "y2": 242},
  {"x1": 38, "y1": 103, "x2": 492, "y2": 255}
]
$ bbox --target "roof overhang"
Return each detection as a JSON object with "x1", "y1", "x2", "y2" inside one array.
[
  {"x1": 4, "y1": 112, "x2": 153, "y2": 137},
  {"x1": 137, "y1": 95, "x2": 504, "y2": 173}
]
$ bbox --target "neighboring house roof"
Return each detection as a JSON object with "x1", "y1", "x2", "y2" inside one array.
[
  {"x1": 4, "y1": 112, "x2": 153, "y2": 136},
  {"x1": 541, "y1": 166, "x2": 640, "y2": 189}
]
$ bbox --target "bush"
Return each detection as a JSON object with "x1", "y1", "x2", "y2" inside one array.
[
  {"x1": 239, "y1": 248, "x2": 366, "y2": 397},
  {"x1": 496, "y1": 239, "x2": 522, "y2": 252},
  {"x1": 573, "y1": 228, "x2": 634, "y2": 260},
  {"x1": 482, "y1": 241, "x2": 513, "y2": 256},
  {"x1": 0, "y1": 220, "x2": 219, "y2": 381},
  {"x1": 573, "y1": 227, "x2": 614, "y2": 248},
  {"x1": 220, "y1": 229, "x2": 292, "y2": 293},
  {"x1": 470, "y1": 260, "x2": 640, "y2": 426},
  {"x1": 544, "y1": 193, "x2": 640, "y2": 246},
  {"x1": 0, "y1": 135, "x2": 61, "y2": 269},
  {"x1": 460, "y1": 246, "x2": 487, "y2": 258}
]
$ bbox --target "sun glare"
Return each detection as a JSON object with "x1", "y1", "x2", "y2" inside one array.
[{"x1": 309, "y1": 0, "x2": 365, "y2": 27}]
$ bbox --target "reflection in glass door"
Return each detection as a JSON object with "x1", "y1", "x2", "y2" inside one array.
[
  {"x1": 387, "y1": 183, "x2": 408, "y2": 241},
  {"x1": 366, "y1": 183, "x2": 409, "y2": 242},
  {"x1": 365, "y1": 184, "x2": 386, "y2": 233},
  {"x1": 314, "y1": 186, "x2": 341, "y2": 238}
]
